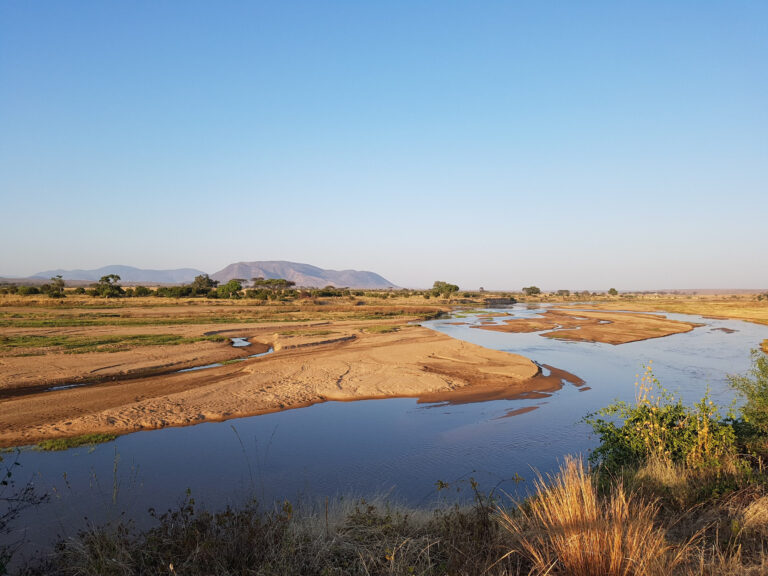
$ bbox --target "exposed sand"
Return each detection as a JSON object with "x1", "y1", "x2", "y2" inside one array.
[
  {"x1": 474, "y1": 309, "x2": 700, "y2": 344},
  {"x1": 0, "y1": 324, "x2": 545, "y2": 447}
]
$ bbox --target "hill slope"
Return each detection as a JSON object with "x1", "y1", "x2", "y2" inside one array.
[
  {"x1": 211, "y1": 261, "x2": 396, "y2": 289},
  {"x1": 33, "y1": 265, "x2": 205, "y2": 284}
]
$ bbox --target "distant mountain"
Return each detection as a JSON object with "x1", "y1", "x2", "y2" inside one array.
[
  {"x1": 211, "y1": 261, "x2": 396, "y2": 289},
  {"x1": 33, "y1": 265, "x2": 206, "y2": 284}
]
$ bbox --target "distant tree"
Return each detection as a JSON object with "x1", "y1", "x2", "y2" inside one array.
[
  {"x1": 556, "y1": 289, "x2": 570, "y2": 298},
  {"x1": 431, "y1": 281, "x2": 459, "y2": 298},
  {"x1": 217, "y1": 279, "x2": 243, "y2": 299},
  {"x1": 16, "y1": 286, "x2": 40, "y2": 296},
  {"x1": 191, "y1": 274, "x2": 218, "y2": 296},
  {"x1": 134, "y1": 285, "x2": 152, "y2": 297},
  {"x1": 72, "y1": 286, "x2": 86, "y2": 295},
  {"x1": 46, "y1": 275, "x2": 66, "y2": 298},
  {"x1": 608, "y1": 287, "x2": 619, "y2": 296},
  {"x1": 250, "y1": 277, "x2": 291, "y2": 290},
  {"x1": 522, "y1": 286, "x2": 541, "y2": 296},
  {"x1": 95, "y1": 274, "x2": 124, "y2": 298}
]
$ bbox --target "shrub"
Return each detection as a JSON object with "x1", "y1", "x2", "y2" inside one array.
[
  {"x1": 729, "y1": 349, "x2": 768, "y2": 442},
  {"x1": 586, "y1": 364, "x2": 738, "y2": 473},
  {"x1": 16, "y1": 286, "x2": 40, "y2": 295}
]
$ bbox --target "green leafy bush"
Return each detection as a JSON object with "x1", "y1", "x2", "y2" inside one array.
[
  {"x1": 586, "y1": 363, "x2": 737, "y2": 473},
  {"x1": 729, "y1": 349, "x2": 768, "y2": 438}
]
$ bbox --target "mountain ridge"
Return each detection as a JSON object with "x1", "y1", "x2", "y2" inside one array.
[
  {"x1": 211, "y1": 261, "x2": 396, "y2": 289},
  {"x1": 33, "y1": 265, "x2": 206, "y2": 284},
  {"x1": 27, "y1": 261, "x2": 396, "y2": 288}
]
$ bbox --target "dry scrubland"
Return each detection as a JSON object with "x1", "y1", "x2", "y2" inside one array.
[{"x1": 3, "y1": 291, "x2": 768, "y2": 575}]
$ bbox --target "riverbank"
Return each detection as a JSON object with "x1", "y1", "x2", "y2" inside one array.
[
  {"x1": 0, "y1": 322, "x2": 545, "y2": 448},
  {"x1": 1, "y1": 294, "x2": 763, "y2": 448}
]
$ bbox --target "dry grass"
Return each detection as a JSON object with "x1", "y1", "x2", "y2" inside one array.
[
  {"x1": 16, "y1": 460, "x2": 768, "y2": 576},
  {"x1": 31, "y1": 495, "x2": 521, "y2": 576},
  {"x1": 498, "y1": 456, "x2": 688, "y2": 576}
]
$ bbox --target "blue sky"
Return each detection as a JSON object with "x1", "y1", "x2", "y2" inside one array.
[{"x1": 1, "y1": 1, "x2": 766, "y2": 289}]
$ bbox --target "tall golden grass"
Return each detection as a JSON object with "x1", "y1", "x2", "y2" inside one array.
[{"x1": 499, "y1": 456, "x2": 688, "y2": 576}]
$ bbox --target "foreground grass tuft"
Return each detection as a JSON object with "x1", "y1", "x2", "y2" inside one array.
[{"x1": 499, "y1": 456, "x2": 686, "y2": 576}]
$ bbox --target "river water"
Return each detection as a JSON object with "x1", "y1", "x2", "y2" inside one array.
[{"x1": 5, "y1": 305, "x2": 768, "y2": 560}]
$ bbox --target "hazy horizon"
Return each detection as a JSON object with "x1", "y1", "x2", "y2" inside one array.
[{"x1": 2, "y1": 2, "x2": 766, "y2": 290}]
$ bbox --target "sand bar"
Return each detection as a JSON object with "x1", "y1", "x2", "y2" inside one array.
[
  {"x1": 0, "y1": 324, "x2": 544, "y2": 447},
  {"x1": 474, "y1": 309, "x2": 700, "y2": 344}
]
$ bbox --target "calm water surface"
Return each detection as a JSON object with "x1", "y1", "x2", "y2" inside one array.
[{"x1": 6, "y1": 305, "x2": 768, "y2": 558}]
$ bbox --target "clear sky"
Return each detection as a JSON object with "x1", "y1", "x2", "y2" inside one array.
[{"x1": 1, "y1": 1, "x2": 766, "y2": 290}]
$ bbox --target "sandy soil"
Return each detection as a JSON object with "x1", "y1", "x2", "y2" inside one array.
[
  {"x1": 474, "y1": 309, "x2": 700, "y2": 344},
  {"x1": 0, "y1": 324, "x2": 546, "y2": 447}
]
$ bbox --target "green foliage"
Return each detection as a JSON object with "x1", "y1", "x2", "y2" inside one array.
[
  {"x1": 155, "y1": 285, "x2": 195, "y2": 298},
  {"x1": 0, "y1": 334, "x2": 226, "y2": 355},
  {"x1": 522, "y1": 286, "x2": 541, "y2": 296},
  {"x1": 72, "y1": 286, "x2": 86, "y2": 294},
  {"x1": 556, "y1": 289, "x2": 570, "y2": 297},
  {"x1": 729, "y1": 349, "x2": 768, "y2": 438},
  {"x1": 191, "y1": 274, "x2": 218, "y2": 295},
  {"x1": 16, "y1": 285, "x2": 40, "y2": 296},
  {"x1": 216, "y1": 279, "x2": 243, "y2": 299},
  {"x1": 431, "y1": 281, "x2": 459, "y2": 298},
  {"x1": 36, "y1": 434, "x2": 117, "y2": 451},
  {"x1": 42, "y1": 275, "x2": 66, "y2": 298},
  {"x1": 245, "y1": 288, "x2": 270, "y2": 300},
  {"x1": 133, "y1": 285, "x2": 151, "y2": 297},
  {"x1": 251, "y1": 277, "x2": 295, "y2": 291},
  {"x1": 95, "y1": 274, "x2": 124, "y2": 298},
  {"x1": 586, "y1": 364, "x2": 738, "y2": 473},
  {"x1": 608, "y1": 287, "x2": 619, "y2": 296}
]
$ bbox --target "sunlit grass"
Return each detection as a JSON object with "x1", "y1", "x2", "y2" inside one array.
[
  {"x1": 0, "y1": 334, "x2": 227, "y2": 355},
  {"x1": 36, "y1": 433, "x2": 117, "y2": 451}
]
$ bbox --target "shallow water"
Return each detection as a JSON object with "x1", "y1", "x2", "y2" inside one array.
[{"x1": 5, "y1": 305, "x2": 768, "y2": 559}]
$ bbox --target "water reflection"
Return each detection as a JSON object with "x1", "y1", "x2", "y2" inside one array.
[{"x1": 6, "y1": 305, "x2": 768, "y2": 558}]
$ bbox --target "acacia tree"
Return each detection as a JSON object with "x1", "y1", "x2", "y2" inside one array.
[
  {"x1": 251, "y1": 277, "x2": 296, "y2": 291},
  {"x1": 95, "y1": 274, "x2": 124, "y2": 298},
  {"x1": 431, "y1": 281, "x2": 459, "y2": 298},
  {"x1": 522, "y1": 286, "x2": 541, "y2": 296},
  {"x1": 608, "y1": 287, "x2": 619, "y2": 296}
]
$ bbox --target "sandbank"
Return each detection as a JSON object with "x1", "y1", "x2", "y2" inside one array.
[
  {"x1": 474, "y1": 309, "x2": 700, "y2": 344},
  {"x1": 0, "y1": 324, "x2": 547, "y2": 448}
]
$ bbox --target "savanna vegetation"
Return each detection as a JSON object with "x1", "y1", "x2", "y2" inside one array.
[
  {"x1": 2, "y1": 288, "x2": 768, "y2": 574},
  {"x1": 4, "y1": 350, "x2": 767, "y2": 575}
]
